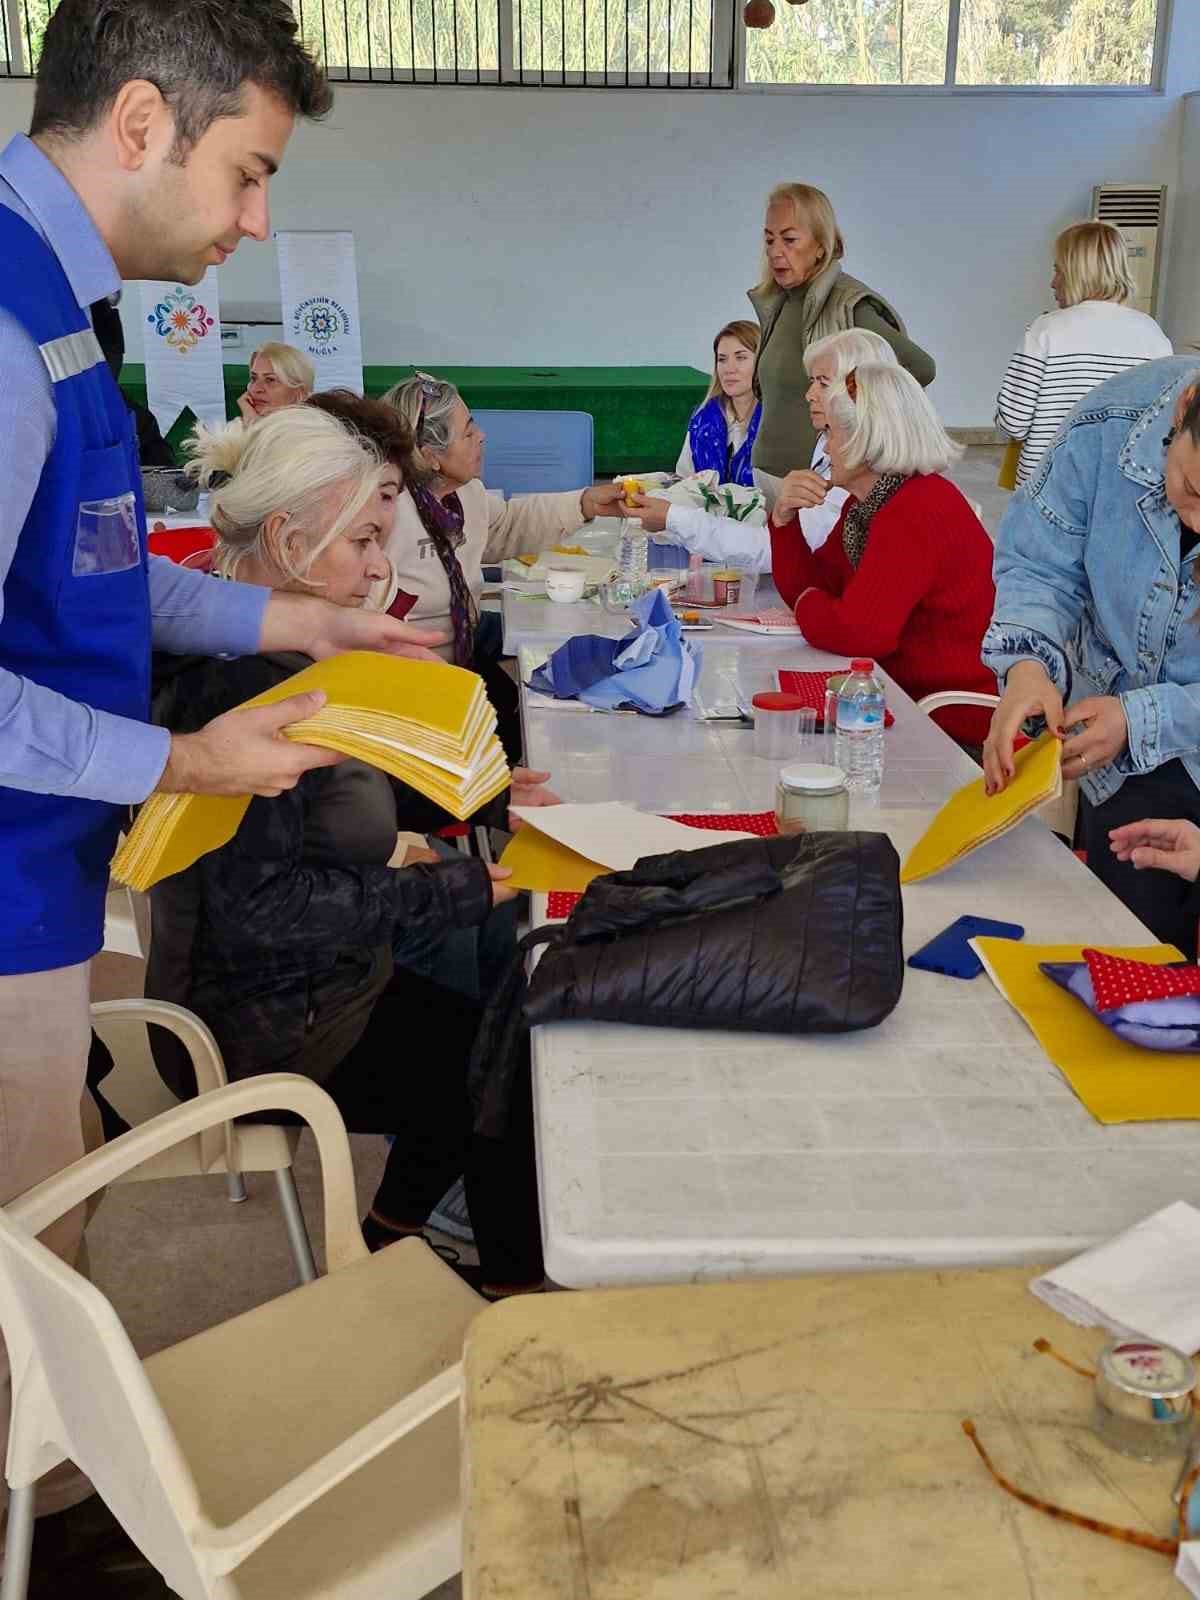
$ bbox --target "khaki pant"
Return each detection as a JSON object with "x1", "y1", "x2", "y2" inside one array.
[{"x1": 0, "y1": 962, "x2": 96, "y2": 1523}]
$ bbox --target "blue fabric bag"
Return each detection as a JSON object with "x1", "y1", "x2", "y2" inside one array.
[{"x1": 529, "y1": 588, "x2": 701, "y2": 715}]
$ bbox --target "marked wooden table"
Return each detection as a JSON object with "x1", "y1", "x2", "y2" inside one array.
[{"x1": 463, "y1": 1265, "x2": 1183, "y2": 1599}]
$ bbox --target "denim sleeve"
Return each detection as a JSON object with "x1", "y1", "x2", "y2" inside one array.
[
  {"x1": 1120, "y1": 683, "x2": 1200, "y2": 774},
  {"x1": 149, "y1": 556, "x2": 268, "y2": 657},
  {"x1": 0, "y1": 306, "x2": 172, "y2": 803},
  {"x1": 981, "y1": 424, "x2": 1097, "y2": 699}
]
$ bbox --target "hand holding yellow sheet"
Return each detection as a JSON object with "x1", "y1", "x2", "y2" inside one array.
[
  {"x1": 112, "y1": 652, "x2": 510, "y2": 891},
  {"x1": 901, "y1": 731, "x2": 1062, "y2": 884}
]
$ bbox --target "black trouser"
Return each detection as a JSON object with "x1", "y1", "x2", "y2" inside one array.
[
  {"x1": 322, "y1": 968, "x2": 543, "y2": 1285},
  {"x1": 1079, "y1": 759, "x2": 1200, "y2": 956},
  {"x1": 474, "y1": 610, "x2": 523, "y2": 765}
]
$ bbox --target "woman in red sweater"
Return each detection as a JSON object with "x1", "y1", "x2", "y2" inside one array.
[{"x1": 770, "y1": 362, "x2": 997, "y2": 749}]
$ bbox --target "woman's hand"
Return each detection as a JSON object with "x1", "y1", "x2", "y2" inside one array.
[
  {"x1": 628, "y1": 495, "x2": 671, "y2": 533},
  {"x1": 508, "y1": 767, "x2": 561, "y2": 829},
  {"x1": 236, "y1": 393, "x2": 257, "y2": 424},
  {"x1": 488, "y1": 864, "x2": 520, "y2": 906},
  {"x1": 982, "y1": 660, "x2": 1064, "y2": 795},
  {"x1": 580, "y1": 483, "x2": 628, "y2": 521},
  {"x1": 1109, "y1": 819, "x2": 1200, "y2": 883},
  {"x1": 1060, "y1": 696, "x2": 1129, "y2": 779},
  {"x1": 773, "y1": 470, "x2": 829, "y2": 523}
]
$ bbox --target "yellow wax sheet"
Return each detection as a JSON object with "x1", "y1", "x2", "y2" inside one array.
[
  {"x1": 974, "y1": 937, "x2": 1194, "y2": 1124},
  {"x1": 901, "y1": 731, "x2": 1062, "y2": 884},
  {"x1": 499, "y1": 826, "x2": 609, "y2": 894},
  {"x1": 112, "y1": 652, "x2": 508, "y2": 890}
]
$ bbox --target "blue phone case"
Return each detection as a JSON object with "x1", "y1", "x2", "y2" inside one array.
[{"x1": 907, "y1": 915, "x2": 1025, "y2": 980}]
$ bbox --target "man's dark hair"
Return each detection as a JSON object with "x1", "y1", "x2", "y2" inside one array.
[
  {"x1": 307, "y1": 390, "x2": 421, "y2": 483},
  {"x1": 31, "y1": 0, "x2": 332, "y2": 156}
]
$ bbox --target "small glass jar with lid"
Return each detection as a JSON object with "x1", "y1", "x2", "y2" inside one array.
[{"x1": 775, "y1": 763, "x2": 850, "y2": 835}]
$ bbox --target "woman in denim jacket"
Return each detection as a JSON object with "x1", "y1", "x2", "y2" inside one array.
[{"x1": 982, "y1": 356, "x2": 1200, "y2": 951}]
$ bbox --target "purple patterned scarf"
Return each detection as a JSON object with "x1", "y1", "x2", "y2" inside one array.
[{"x1": 409, "y1": 481, "x2": 478, "y2": 668}]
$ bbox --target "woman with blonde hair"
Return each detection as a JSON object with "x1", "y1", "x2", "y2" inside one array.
[
  {"x1": 770, "y1": 363, "x2": 996, "y2": 748},
  {"x1": 750, "y1": 182, "x2": 934, "y2": 483},
  {"x1": 149, "y1": 404, "x2": 545, "y2": 1296},
  {"x1": 237, "y1": 340, "x2": 316, "y2": 422},
  {"x1": 676, "y1": 319, "x2": 761, "y2": 485},
  {"x1": 996, "y1": 220, "x2": 1171, "y2": 489}
]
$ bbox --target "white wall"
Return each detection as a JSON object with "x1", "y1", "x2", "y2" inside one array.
[{"x1": 2, "y1": 2, "x2": 1198, "y2": 427}]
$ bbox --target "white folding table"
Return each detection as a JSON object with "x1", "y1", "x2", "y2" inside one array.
[{"x1": 519, "y1": 640, "x2": 1200, "y2": 1288}]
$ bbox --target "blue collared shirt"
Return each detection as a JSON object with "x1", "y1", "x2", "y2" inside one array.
[{"x1": 0, "y1": 133, "x2": 269, "y2": 804}]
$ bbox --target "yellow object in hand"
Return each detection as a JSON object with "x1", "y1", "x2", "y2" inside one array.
[{"x1": 621, "y1": 476, "x2": 644, "y2": 507}]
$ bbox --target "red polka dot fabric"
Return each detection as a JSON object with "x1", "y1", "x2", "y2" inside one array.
[
  {"x1": 1083, "y1": 948, "x2": 1200, "y2": 1012},
  {"x1": 777, "y1": 670, "x2": 895, "y2": 728},
  {"x1": 545, "y1": 812, "x2": 778, "y2": 919}
]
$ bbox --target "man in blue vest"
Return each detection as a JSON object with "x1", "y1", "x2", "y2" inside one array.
[{"x1": 0, "y1": 0, "x2": 443, "y2": 1572}]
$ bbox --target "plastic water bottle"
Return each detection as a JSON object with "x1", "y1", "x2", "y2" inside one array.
[
  {"x1": 834, "y1": 657, "x2": 886, "y2": 796},
  {"x1": 610, "y1": 522, "x2": 648, "y2": 607}
]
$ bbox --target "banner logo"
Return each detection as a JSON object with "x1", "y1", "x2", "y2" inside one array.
[
  {"x1": 146, "y1": 285, "x2": 215, "y2": 355},
  {"x1": 293, "y1": 295, "x2": 351, "y2": 357}
]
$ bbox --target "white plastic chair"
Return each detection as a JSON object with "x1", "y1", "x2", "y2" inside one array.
[
  {"x1": 0, "y1": 1073, "x2": 484, "y2": 1600},
  {"x1": 916, "y1": 690, "x2": 1078, "y2": 836},
  {"x1": 90, "y1": 1000, "x2": 317, "y2": 1285}
]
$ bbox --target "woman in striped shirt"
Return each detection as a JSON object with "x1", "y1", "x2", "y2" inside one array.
[{"x1": 996, "y1": 221, "x2": 1171, "y2": 490}]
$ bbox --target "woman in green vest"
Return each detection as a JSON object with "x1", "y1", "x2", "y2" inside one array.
[{"x1": 750, "y1": 182, "x2": 936, "y2": 483}]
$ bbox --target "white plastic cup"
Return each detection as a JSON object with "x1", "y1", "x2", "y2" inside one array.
[
  {"x1": 752, "y1": 692, "x2": 805, "y2": 760},
  {"x1": 545, "y1": 567, "x2": 587, "y2": 603}
]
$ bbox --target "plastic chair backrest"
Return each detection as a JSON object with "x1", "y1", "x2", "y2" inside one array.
[
  {"x1": 474, "y1": 410, "x2": 593, "y2": 496},
  {"x1": 0, "y1": 1210, "x2": 212, "y2": 1599}
]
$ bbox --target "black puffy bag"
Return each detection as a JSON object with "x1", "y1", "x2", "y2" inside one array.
[{"x1": 470, "y1": 830, "x2": 904, "y2": 1136}]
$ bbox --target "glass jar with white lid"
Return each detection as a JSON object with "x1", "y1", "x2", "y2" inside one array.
[{"x1": 775, "y1": 763, "x2": 850, "y2": 835}]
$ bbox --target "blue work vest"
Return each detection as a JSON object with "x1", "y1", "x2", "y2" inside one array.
[{"x1": 0, "y1": 209, "x2": 150, "y2": 975}]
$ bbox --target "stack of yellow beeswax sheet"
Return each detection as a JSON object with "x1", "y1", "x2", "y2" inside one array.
[
  {"x1": 111, "y1": 652, "x2": 509, "y2": 891},
  {"x1": 900, "y1": 731, "x2": 1062, "y2": 884}
]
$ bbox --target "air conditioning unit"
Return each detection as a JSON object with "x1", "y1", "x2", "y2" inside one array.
[{"x1": 1091, "y1": 183, "x2": 1167, "y2": 319}]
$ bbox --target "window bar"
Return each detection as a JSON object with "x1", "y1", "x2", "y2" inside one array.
[
  {"x1": 407, "y1": 0, "x2": 416, "y2": 82},
  {"x1": 538, "y1": 0, "x2": 543, "y2": 83},
  {"x1": 644, "y1": 0, "x2": 649, "y2": 88},
  {"x1": 385, "y1": 0, "x2": 394, "y2": 79},
  {"x1": 944, "y1": 0, "x2": 961, "y2": 87},
  {"x1": 582, "y1": 0, "x2": 586, "y2": 80},
  {"x1": 451, "y1": 0, "x2": 458, "y2": 84},
  {"x1": 603, "y1": 0, "x2": 608, "y2": 86},
  {"x1": 667, "y1": 0, "x2": 672, "y2": 83},
  {"x1": 341, "y1": 0, "x2": 351, "y2": 77},
  {"x1": 21, "y1": 0, "x2": 34, "y2": 77},
  {"x1": 624, "y1": 0, "x2": 628, "y2": 84},
  {"x1": 687, "y1": 0, "x2": 692, "y2": 83},
  {"x1": 365, "y1": 0, "x2": 374, "y2": 80},
  {"x1": 472, "y1": 0, "x2": 479, "y2": 83},
  {"x1": 559, "y1": 0, "x2": 564, "y2": 79},
  {"x1": 318, "y1": 0, "x2": 331, "y2": 80}
]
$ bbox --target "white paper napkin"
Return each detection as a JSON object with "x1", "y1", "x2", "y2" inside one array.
[
  {"x1": 1177, "y1": 1543, "x2": 1200, "y2": 1596},
  {"x1": 1030, "y1": 1201, "x2": 1200, "y2": 1354}
]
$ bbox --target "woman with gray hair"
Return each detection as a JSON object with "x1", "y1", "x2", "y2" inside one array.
[
  {"x1": 771, "y1": 362, "x2": 997, "y2": 748},
  {"x1": 632, "y1": 327, "x2": 899, "y2": 571}
]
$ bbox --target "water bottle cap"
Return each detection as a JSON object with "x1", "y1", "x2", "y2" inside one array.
[{"x1": 849, "y1": 658, "x2": 875, "y2": 673}]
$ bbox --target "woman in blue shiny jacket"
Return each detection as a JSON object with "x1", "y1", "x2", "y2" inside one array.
[{"x1": 982, "y1": 356, "x2": 1200, "y2": 950}]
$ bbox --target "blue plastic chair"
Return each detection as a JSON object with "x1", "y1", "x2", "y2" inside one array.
[{"x1": 473, "y1": 409, "x2": 593, "y2": 496}]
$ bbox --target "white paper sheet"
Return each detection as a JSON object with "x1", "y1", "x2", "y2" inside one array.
[{"x1": 508, "y1": 801, "x2": 755, "y2": 871}]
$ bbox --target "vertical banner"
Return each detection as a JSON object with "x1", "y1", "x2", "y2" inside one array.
[
  {"x1": 275, "y1": 230, "x2": 364, "y2": 393},
  {"x1": 139, "y1": 269, "x2": 225, "y2": 436}
]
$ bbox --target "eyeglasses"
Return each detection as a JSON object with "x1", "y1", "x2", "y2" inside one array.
[{"x1": 962, "y1": 1337, "x2": 1186, "y2": 1560}]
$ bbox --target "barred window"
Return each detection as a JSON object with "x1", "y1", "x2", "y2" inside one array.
[{"x1": 0, "y1": 0, "x2": 1170, "y2": 89}]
